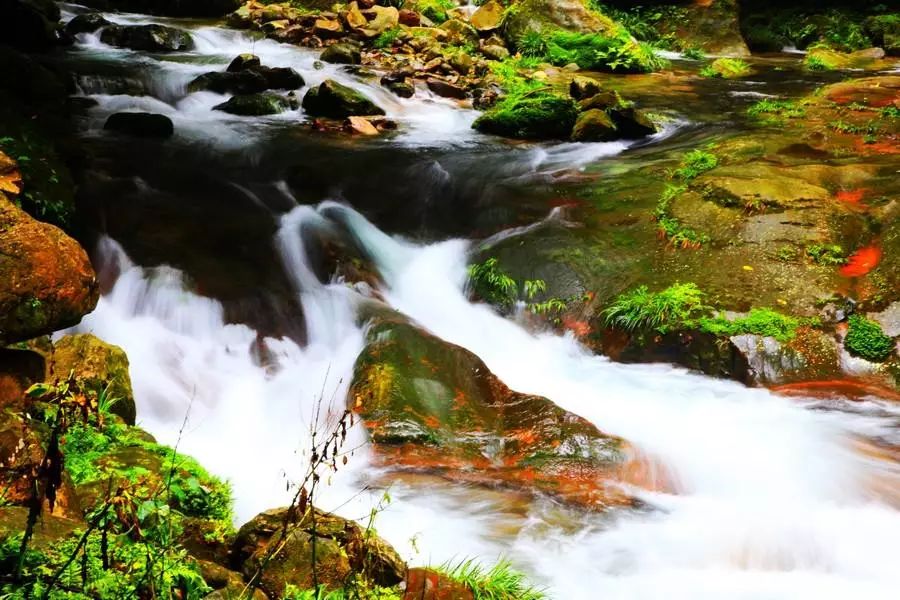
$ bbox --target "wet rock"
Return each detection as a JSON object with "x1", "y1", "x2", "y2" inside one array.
[
  {"x1": 609, "y1": 106, "x2": 657, "y2": 138},
  {"x1": 100, "y1": 23, "x2": 194, "y2": 52},
  {"x1": 302, "y1": 79, "x2": 385, "y2": 118},
  {"x1": 104, "y1": 112, "x2": 174, "y2": 138},
  {"x1": 448, "y1": 51, "x2": 473, "y2": 75},
  {"x1": 569, "y1": 75, "x2": 602, "y2": 100},
  {"x1": 667, "y1": 0, "x2": 749, "y2": 56},
  {"x1": 693, "y1": 164, "x2": 832, "y2": 210},
  {"x1": 232, "y1": 506, "x2": 405, "y2": 597},
  {"x1": 571, "y1": 108, "x2": 617, "y2": 142},
  {"x1": 578, "y1": 90, "x2": 625, "y2": 111},
  {"x1": 470, "y1": 0, "x2": 503, "y2": 32},
  {"x1": 501, "y1": 0, "x2": 620, "y2": 50},
  {"x1": 345, "y1": 115, "x2": 379, "y2": 135},
  {"x1": 320, "y1": 41, "x2": 361, "y2": 64},
  {"x1": 403, "y1": 568, "x2": 474, "y2": 600},
  {"x1": 358, "y1": 5, "x2": 399, "y2": 37},
  {"x1": 383, "y1": 77, "x2": 415, "y2": 98},
  {"x1": 870, "y1": 302, "x2": 900, "y2": 338},
  {"x1": 213, "y1": 92, "x2": 294, "y2": 116},
  {"x1": 730, "y1": 329, "x2": 841, "y2": 386},
  {"x1": 253, "y1": 66, "x2": 304, "y2": 90},
  {"x1": 0, "y1": 0, "x2": 61, "y2": 50},
  {"x1": 348, "y1": 315, "x2": 641, "y2": 507},
  {"x1": 473, "y1": 92, "x2": 578, "y2": 140},
  {"x1": 0, "y1": 194, "x2": 97, "y2": 345},
  {"x1": 188, "y1": 70, "x2": 269, "y2": 95},
  {"x1": 426, "y1": 78, "x2": 467, "y2": 99},
  {"x1": 314, "y1": 17, "x2": 344, "y2": 38},
  {"x1": 65, "y1": 12, "x2": 110, "y2": 35},
  {"x1": 44, "y1": 334, "x2": 136, "y2": 425},
  {"x1": 226, "y1": 52, "x2": 261, "y2": 72}
]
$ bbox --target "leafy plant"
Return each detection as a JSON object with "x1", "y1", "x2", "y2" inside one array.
[
  {"x1": 700, "y1": 58, "x2": 751, "y2": 79},
  {"x1": 844, "y1": 314, "x2": 894, "y2": 362},
  {"x1": 805, "y1": 243, "x2": 847, "y2": 266},
  {"x1": 674, "y1": 149, "x2": 718, "y2": 181},
  {"x1": 467, "y1": 258, "x2": 518, "y2": 307},
  {"x1": 541, "y1": 30, "x2": 668, "y2": 73},
  {"x1": 373, "y1": 27, "x2": 402, "y2": 50},
  {"x1": 518, "y1": 29, "x2": 547, "y2": 58},
  {"x1": 682, "y1": 46, "x2": 705, "y2": 60},
  {"x1": 602, "y1": 283, "x2": 708, "y2": 334},
  {"x1": 438, "y1": 558, "x2": 546, "y2": 600},
  {"x1": 747, "y1": 99, "x2": 806, "y2": 119},
  {"x1": 803, "y1": 54, "x2": 833, "y2": 71}
]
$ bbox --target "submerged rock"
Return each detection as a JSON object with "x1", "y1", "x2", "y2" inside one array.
[
  {"x1": 100, "y1": 24, "x2": 194, "y2": 52},
  {"x1": 233, "y1": 506, "x2": 405, "y2": 597},
  {"x1": 348, "y1": 315, "x2": 645, "y2": 507},
  {"x1": 0, "y1": 194, "x2": 98, "y2": 345},
  {"x1": 213, "y1": 92, "x2": 295, "y2": 116},
  {"x1": 104, "y1": 112, "x2": 174, "y2": 137},
  {"x1": 302, "y1": 79, "x2": 385, "y2": 118}
]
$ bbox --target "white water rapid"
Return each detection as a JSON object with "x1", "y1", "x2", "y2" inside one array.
[{"x1": 74, "y1": 202, "x2": 900, "y2": 600}]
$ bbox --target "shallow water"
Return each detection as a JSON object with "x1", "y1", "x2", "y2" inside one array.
[{"x1": 57, "y1": 4, "x2": 900, "y2": 598}]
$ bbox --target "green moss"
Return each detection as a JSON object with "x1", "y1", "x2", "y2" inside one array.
[
  {"x1": 699, "y1": 309, "x2": 812, "y2": 343},
  {"x1": 411, "y1": 0, "x2": 455, "y2": 24},
  {"x1": 700, "y1": 57, "x2": 751, "y2": 79},
  {"x1": 473, "y1": 92, "x2": 578, "y2": 140},
  {"x1": 373, "y1": 27, "x2": 402, "y2": 49},
  {"x1": 845, "y1": 314, "x2": 894, "y2": 362},
  {"x1": 747, "y1": 99, "x2": 807, "y2": 119}
]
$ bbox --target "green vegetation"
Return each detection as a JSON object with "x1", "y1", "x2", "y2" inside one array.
[
  {"x1": 467, "y1": 258, "x2": 578, "y2": 321},
  {"x1": 0, "y1": 134, "x2": 74, "y2": 228},
  {"x1": 438, "y1": 558, "x2": 546, "y2": 600},
  {"x1": 590, "y1": 2, "x2": 689, "y2": 50},
  {"x1": 803, "y1": 54, "x2": 833, "y2": 71},
  {"x1": 653, "y1": 184, "x2": 709, "y2": 249},
  {"x1": 373, "y1": 27, "x2": 402, "y2": 50},
  {"x1": 411, "y1": 0, "x2": 455, "y2": 24},
  {"x1": 674, "y1": 149, "x2": 718, "y2": 181},
  {"x1": 604, "y1": 283, "x2": 814, "y2": 341},
  {"x1": 541, "y1": 30, "x2": 668, "y2": 73},
  {"x1": 806, "y1": 243, "x2": 847, "y2": 266},
  {"x1": 682, "y1": 46, "x2": 705, "y2": 60},
  {"x1": 700, "y1": 58, "x2": 751, "y2": 79},
  {"x1": 283, "y1": 582, "x2": 402, "y2": 599},
  {"x1": 473, "y1": 91, "x2": 579, "y2": 140},
  {"x1": 845, "y1": 314, "x2": 895, "y2": 362},
  {"x1": 747, "y1": 99, "x2": 807, "y2": 119}
]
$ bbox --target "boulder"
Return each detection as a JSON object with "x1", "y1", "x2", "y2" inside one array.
[
  {"x1": 100, "y1": 24, "x2": 194, "y2": 52},
  {"x1": 398, "y1": 8, "x2": 420, "y2": 27},
  {"x1": 348, "y1": 315, "x2": 642, "y2": 507},
  {"x1": 345, "y1": 116, "x2": 380, "y2": 135},
  {"x1": 426, "y1": 78, "x2": 467, "y2": 99},
  {"x1": 313, "y1": 17, "x2": 344, "y2": 38},
  {"x1": 571, "y1": 108, "x2": 617, "y2": 142},
  {"x1": 252, "y1": 66, "x2": 304, "y2": 90},
  {"x1": 226, "y1": 53, "x2": 261, "y2": 72},
  {"x1": 569, "y1": 75, "x2": 602, "y2": 100},
  {"x1": 578, "y1": 90, "x2": 625, "y2": 111},
  {"x1": 64, "y1": 12, "x2": 110, "y2": 36},
  {"x1": 104, "y1": 112, "x2": 174, "y2": 138},
  {"x1": 0, "y1": 0, "x2": 61, "y2": 50},
  {"x1": 440, "y1": 18, "x2": 479, "y2": 48},
  {"x1": 188, "y1": 70, "x2": 269, "y2": 94},
  {"x1": 609, "y1": 106, "x2": 657, "y2": 138},
  {"x1": 730, "y1": 329, "x2": 841, "y2": 386},
  {"x1": 302, "y1": 79, "x2": 385, "y2": 118},
  {"x1": 232, "y1": 506, "x2": 405, "y2": 597},
  {"x1": 320, "y1": 42, "x2": 361, "y2": 64},
  {"x1": 470, "y1": 0, "x2": 503, "y2": 32},
  {"x1": 480, "y1": 43, "x2": 509, "y2": 61},
  {"x1": 0, "y1": 194, "x2": 98, "y2": 345},
  {"x1": 213, "y1": 92, "x2": 294, "y2": 116},
  {"x1": 382, "y1": 76, "x2": 415, "y2": 98},
  {"x1": 473, "y1": 92, "x2": 578, "y2": 140},
  {"x1": 44, "y1": 334, "x2": 136, "y2": 425},
  {"x1": 501, "y1": 0, "x2": 621, "y2": 49},
  {"x1": 357, "y1": 5, "x2": 399, "y2": 37}
]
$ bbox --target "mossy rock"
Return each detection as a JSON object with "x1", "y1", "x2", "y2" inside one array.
[
  {"x1": 213, "y1": 92, "x2": 294, "y2": 116},
  {"x1": 99, "y1": 24, "x2": 194, "y2": 52},
  {"x1": 473, "y1": 92, "x2": 578, "y2": 140},
  {"x1": 702, "y1": 57, "x2": 752, "y2": 79},
  {"x1": 46, "y1": 333, "x2": 136, "y2": 425},
  {"x1": 302, "y1": 79, "x2": 385, "y2": 118},
  {"x1": 501, "y1": 0, "x2": 621, "y2": 50},
  {"x1": 571, "y1": 108, "x2": 617, "y2": 142},
  {"x1": 232, "y1": 506, "x2": 405, "y2": 597}
]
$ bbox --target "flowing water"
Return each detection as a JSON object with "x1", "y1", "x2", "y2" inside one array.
[{"x1": 56, "y1": 3, "x2": 900, "y2": 598}]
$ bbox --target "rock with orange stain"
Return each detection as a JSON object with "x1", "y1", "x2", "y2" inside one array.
[
  {"x1": 834, "y1": 188, "x2": 866, "y2": 204},
  {"x1": 0, "y1": 192, "x2": 98, "y2": 344},
  {"x1": 403, "y1": 568, "x2": 474, "y2": 600},
  {"x1": 840, "y1": 245, "x2": 882, "y2": 277},
  {"x1": 349, "y1": 314, "x2": 653, "y2": 508},
  {"x1": 824, "y1": 76, "x2": 900, "y2": 108}
]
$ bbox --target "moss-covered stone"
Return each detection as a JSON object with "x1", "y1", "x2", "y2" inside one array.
[
  {"x1": 473, "y1": 92, "x2": 578, "y2": 140},
  {"x1": 213, "y1": 92, "x2": 294, "y2": 116},
  {"x1": 302, "y1": 79, "x2": 385, "y2": 118}
]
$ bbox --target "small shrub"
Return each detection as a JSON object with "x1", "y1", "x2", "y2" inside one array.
[
  {"x1": 803, "y1": 54, "x2": 833, "y2": 71},
  {"x1": 700, "y1": 58, "x2": 751, "y2": 79},
  {"x1": 845, "y1": 315, "x2": 894, "y2": 362},
  {"x1": 373, "y1": 27, "x2": 402, "y2": 50},
  {"x1": 682, "y1": 46, "x2": 705, "y2": 60},
  {"x1": 543, "y1": 30, "x2": 667, "y2": 73},
  {"x1": 519, "y1": 29, "x2": 548, "y2": 58}
]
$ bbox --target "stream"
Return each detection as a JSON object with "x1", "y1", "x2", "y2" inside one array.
[{"x1": 56, "y1": 3, "x2": 900, "y2": 599}]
